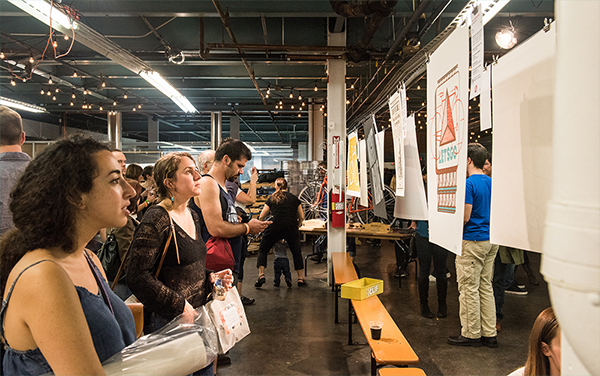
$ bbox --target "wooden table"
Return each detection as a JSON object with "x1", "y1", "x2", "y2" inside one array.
[{"x1": 300, "y1": 226, "x2": 413, "y2": 287}]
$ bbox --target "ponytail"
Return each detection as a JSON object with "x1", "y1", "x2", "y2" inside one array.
[{"x1": 271, "y1": 178, "x2": 288, "y2": 204}]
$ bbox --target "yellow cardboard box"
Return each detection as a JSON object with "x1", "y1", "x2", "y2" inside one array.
[{"x1": 341, "y1": 278, "x2": 384, "y2": 301}]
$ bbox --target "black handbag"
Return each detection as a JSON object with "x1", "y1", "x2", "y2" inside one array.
[
  {"x1": 408, "y1": 232, "x2": 418, "y2": 259},
  {"x1": 96, "y1": 232, "x2": 121, "y2": 282}
]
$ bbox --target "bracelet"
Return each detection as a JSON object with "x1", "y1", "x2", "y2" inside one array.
[
  {"x1": 145, "y1": 199, "x2": 150, "y2": 205},
  {"x1": 244, "y1": 223, "x2": 250, "y2": 235}
]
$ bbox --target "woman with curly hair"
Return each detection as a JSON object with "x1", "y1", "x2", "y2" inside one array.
[
  {"x1": 254, "y1": 177, "x2": 306, "y2": 287},
  {"x1": 125, "y1": 152, "x2": 233, "y2": 376},
  {"x1": 509, "y1": 307, "x2": 561, "y2": 376},
  {"x1": 0, "y1": 135, "x2": 137, "y2": 375}
]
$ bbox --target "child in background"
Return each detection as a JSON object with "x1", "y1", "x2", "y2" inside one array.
[{"x1": 273, "y1": 240, "x2": 292, "y2": 288}]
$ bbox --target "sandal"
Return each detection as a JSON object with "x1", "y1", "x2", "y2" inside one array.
[
  {"x1": 255, "y1": 274, "x2": 266, "y2": 288},
  {"x1": 297, "y1": 278, "x2": 307, "y2": 287}
]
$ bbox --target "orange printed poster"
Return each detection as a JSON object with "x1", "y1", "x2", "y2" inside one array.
[{"x1": 346, "y1": 131, "x2": 360, "y2": 197}]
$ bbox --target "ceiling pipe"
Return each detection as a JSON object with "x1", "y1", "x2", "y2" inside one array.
[
  {"x1": 330, "y1": 0, "x2": 398, "y2": 63},
  {"x1": 212, "y1": 0, "x2": 283, "y2": 142},
  {"x1": 206, "y1": 43, "x2": 346, "y2": 53}
]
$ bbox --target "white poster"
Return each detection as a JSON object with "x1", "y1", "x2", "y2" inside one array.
[
  {"x1": 480, "y1": 67, "x2": 492, "y2": 131},
  {"x1": 469, "y1": 3, "x2": 484, "y2": 99},
  {"x1": 346, "y1": 131, "x2": 360, "y2": 197},
  {"x1": 376, "y1": 128, "x2": 386, "y2": 188},
  {"x1": 427, "y1": 24, "x2": 470, "y2": 256},
  {"x1": 400, "y1": 83, "x2": 408, "y2": 136},
  {"x1": 359, "y1": 139, "x2": 369, "y2": 207},
  {"x1": 364, "y1": 115, "x2": 386, "y2": 218},
  {"x1": 394, "y1": 115, "x2": 428, "y2": 220},
  {"x1": 389, "y1": 89, "x2": 406, "y2": 197},
  {"x1": 490, "y1": 26, "x2": 556, "y2": 252}
]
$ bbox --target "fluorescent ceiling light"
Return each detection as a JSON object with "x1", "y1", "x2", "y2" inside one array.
[
  {"x1": 0, "y1": 96, "x2": 47, "y2": 113},
  {"x1": 7, "y1": 0, "x2": 76, "y2": 30},
  {"x1": 9, "y1": 0, "x2": 196, "y2": 113},
  {"x1": 140, "y1": 71, "x2": 197, "y2": 113}
]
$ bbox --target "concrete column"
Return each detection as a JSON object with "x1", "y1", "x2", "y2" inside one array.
[
  {"x1": 230, "y1": 115, "x2": 240, "y2": 139},
  {"x1": 211, "y1": 111, "x2": 222, "y2": 150},
  {"x1": 107, "y1": 111, "x2": 122, "y2": 150},
  {"x1": 308, "y1": 100, "x2": 325, "y2": 161},
  {"x1": 326, "y1": 29, "x2": 347, "y2": 284},
  {"x1": 148, "y1": 116, "x2": 159, "y2": 150}
]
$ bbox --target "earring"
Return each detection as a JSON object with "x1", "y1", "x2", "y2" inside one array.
[{"x1": 171, "y1": 196, "x2": 175, "y2": 202}]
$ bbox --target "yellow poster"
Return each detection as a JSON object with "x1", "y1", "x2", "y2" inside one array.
[{"x1": 346, "y1": 131, "x2": 360, "y2": 197}]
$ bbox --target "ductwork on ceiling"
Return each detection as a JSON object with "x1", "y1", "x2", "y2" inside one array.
[{"x1": 330, "y1": 0, "x2": 398, "y2": 62}]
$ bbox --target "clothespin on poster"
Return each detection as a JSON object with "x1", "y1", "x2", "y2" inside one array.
[
  {"x1": 492, "y1": 55, "x2": 499, "y2": 66},
  {"x1": 425, "y1": 53, "x2": 431, "y2": 64},
  {"x1": 543, "y1": 18, "x2": 553, "y2": 33}
]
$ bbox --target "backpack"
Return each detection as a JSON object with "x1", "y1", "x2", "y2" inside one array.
[{"x1": 96, "y1": 232, "x2": 120, "y2": 282}]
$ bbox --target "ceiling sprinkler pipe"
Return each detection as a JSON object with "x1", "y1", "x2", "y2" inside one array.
[{"x1": 541, "y1": 2, "x2": 599, "y2": 375}]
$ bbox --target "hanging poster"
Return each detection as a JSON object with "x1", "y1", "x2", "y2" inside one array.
[
  {"x1": 469, "y1": 3, "x2": 484, "y2": 99},
  {"x1": 358, "y1": 139, "x2": 369, "y2": 207},
  {"x1": 394, "y1": 115, "x2": 428, "y2": 220},
  {"x1": 346, "y1": 131, "x2": 360, "y2": 197},
  {"x1": 480, "y1": 67, "x2": 492, "y2": 131},
  {"x1": 427, "y1": 23, "x2": 469, "y2": 255},
  {"x1": 490, "y1": 26, "x2": 556, "y2": 252},
  {"x1": 376, "y1": 128, "x2": 386, "y2": 188},
  {"x1": 389, "y1": 88, "x2": 406, "y2": 197},
  {"x1": 363, "y1": 115, "x2": 387, "y2": 218}
]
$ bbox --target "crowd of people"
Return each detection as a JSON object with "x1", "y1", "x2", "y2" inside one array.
[{"x1": 0, "y1": 105, "x2": 560, "y2": 376}]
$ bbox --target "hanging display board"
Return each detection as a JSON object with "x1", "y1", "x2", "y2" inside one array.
[
  {"x1": 346, "y1": 131, "x2": 360, "y2": 197},
  {"x1": 394, "y1": 115, "x2": 428, "y2": 220},
  {"x1": 469, "y1": 3, "x2": 484, "y2": 99},
  {"x1": 376, "y1": 128, "x2": 386, "y2": 188},
  {"x1": 363, "y1": 115, "x2": 387, "y2": 219},
  {"x1": 480, "y1": 67, "x2": 492, "y2": 131},
  {"x1": 490, "y1": 26, "x2": 556, "y2": 252},
  {"x1": 427, "y1": 24, "x2": 470, "y2": 255},
  {"x1": 389, "y1": 87, "x2": 406, "y2": 197},
  {"x1": 359, "y1": 139, "x2": 369, "y2": 207}
]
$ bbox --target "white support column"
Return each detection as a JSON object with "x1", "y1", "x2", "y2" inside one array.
[
  {"x1": 148, "y1": 116, "x2": 159, "y2": 150},
  {"x1": 326, "y1": 28, "x2": 347, "y2": 284},
  {"x1": 211, "y1": 111, "x2": 222, "y2": 150},
  {"x1": 230, "y1": 115, "x2": 240, "y2": 139},
  {"x1": 107, "y1": 111, "x2": 122, "y2": 150}
]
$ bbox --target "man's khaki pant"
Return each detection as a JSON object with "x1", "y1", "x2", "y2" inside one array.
[{"x1": 456, "y1": 240, "x2": 499, "y2": 339}]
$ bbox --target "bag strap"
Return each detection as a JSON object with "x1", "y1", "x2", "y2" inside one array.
[{"x1": 110, "y1": 211, "x2": 178, "y2": 290}]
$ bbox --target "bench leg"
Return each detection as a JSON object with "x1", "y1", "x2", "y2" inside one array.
[
  {"x1": 348, "y1": 300, "x2": 353, "y2": 345},
  {"x1": 334, "y1": 285, "x2": 339, "y2": 324},
  {"x1": 371, "y1": 353, "x2": 377, "y2": 376}
]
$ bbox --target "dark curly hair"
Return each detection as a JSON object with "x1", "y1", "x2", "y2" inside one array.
[{"x1": 0, "y1": 135, "x2": 109, "y2": 292}]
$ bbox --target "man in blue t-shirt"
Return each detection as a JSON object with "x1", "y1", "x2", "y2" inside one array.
[{"x1": 448, "y1": 143, "x2": 499, "y2": 348}]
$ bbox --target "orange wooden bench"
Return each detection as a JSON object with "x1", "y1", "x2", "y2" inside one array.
[
  {"x1": 331, "y1": 252, "x2": 358, "y2": 324},
  {"x1": 351, "y1": 295, "x2": 419, "y2": 376},
  {"x1": 378, "y1": 367, "x2": 426, "y2": 376}
]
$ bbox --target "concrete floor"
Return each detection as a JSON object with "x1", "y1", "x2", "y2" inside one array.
[{"x1": 219, "y1": 240, "x2": 551, "y2": 376}]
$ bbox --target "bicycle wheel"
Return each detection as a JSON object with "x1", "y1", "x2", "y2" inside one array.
[
  {"x1": 298, "y1": 181, "x2": 327, "y2": 221},
  {"x1": 349, "y1": 184, "x2": 396, "y2": 225}
]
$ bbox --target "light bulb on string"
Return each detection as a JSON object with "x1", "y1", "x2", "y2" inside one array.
[
  {"x1": 123, "y1": 94, "x2": 128, "y2": 99},
  {"x1": 10, "y1": 79, "x2": 16, "y2": 86},
  {"x1": 29, "y1": 55, "x2": 34, "y2": 64},
  {"x1": 52, "y1": 41, "x2": 58, "y2": 48},
  {"x1": 101, "y1": 82, "x2": 106, "y2": 88},
  {"x1": 350, "y1": 84, "x2": 354, "y2": 89},
  {"x1": 52, "y1": 96, "x2": 56, "y2": 101},
  {"x1": 40, "y1": 89, "x2": 45, "y2": 95},
  {"x1": 113, "y1": 101, "x2": 117, "y2": 106},
  {"x1": 55, "y1": 88, "x2": 59, "y2": 93},
  {"x1": 99, "y1": 106, "x2": 103, "y2": 111},
  {"x1": 70, "y1": 102, "x2": 74, "y2": 106},
  {"x1": 302, "y1": 102, "x2": 305, "y2": 107},
  {"x1": 0, "y1": 51, "x2": 5, "y2": 59},
  {"x1": 298, "y1": 94, "x2": 302, "y2": 101},
  {"x1": 72, "y1": 71, "x2": 77, "y2": 78},
  {"x1": 314, "y1": 85, "x2": 318, "y2": 92},
  {"x1": 64, "y1": 35, "x2": 69, "y2": 40},
  {"x1": 289, "y1": 90, "x2": 293, "y2": 99},
  {"x1": 46, "y1": 91, "x2": 51, "y2": 96},
  {"x1": 48, "y1": 78, "x2": 53, "y2": 84},
  {"x1": 297, "y1": 114, "x2": 301, "y2": 117},
  {"x1": 138, "y1": 104, "x2": 142, "y2": 109},
  {"x1": 72, "y1": 93, "x2": 76, "y2": 99}
]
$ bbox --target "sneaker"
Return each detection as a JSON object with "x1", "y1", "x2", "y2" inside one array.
[
  {"x1": 309, "y1": 255, "x2": 322, "y2": 263},
  {"x1": 429, "y1": 272, "x2": 451, "y2": 282},
  {"x1": 400, "y1": 270, "x2": 409, "y2": 278},
  {"x1": 515, "y1": 280, "x2": 526, "y2": 289},
  {"x1": 240, "y1": 296, "x2": 255, "y2": 306},
  {"x1": 505, "y1": 283, "x2": 528, "y2": 295}
]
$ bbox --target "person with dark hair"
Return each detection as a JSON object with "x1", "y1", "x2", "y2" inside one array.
[
  {"x1": 125, "y1": 163, "x2": 143, "y2": 182},
  {"x1": 0, "y1": 135, "x2": 137, "y2": 375},
  {"x1": 448, "y1": 142, "x2": 499, "y2": 348},
  {"x1": 125, "y1": 152, "x2": 232, "y2": 375},
  {"x1": 255, "y1": 177, "x2": 306, "y2": 287},
  {"x1": 111, "y1": 149, "x2": 127, "y2": 175},
  {"x1": 141, "y1": 165, "x2": 154, "y2": 184},
  {"x1": 509, "y1": 307, "x2": 561, "y2": 376},
  {"x1": 0, "y1": 106, "x2": 31, "y2": 238},
  {"x1": 195, "y1": 139, "x2": 270, "y2": 292}
]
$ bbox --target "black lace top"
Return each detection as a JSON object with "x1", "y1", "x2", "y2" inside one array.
[{"x1": 126, "y1": 205, "x2": 211, "y2": 322}]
